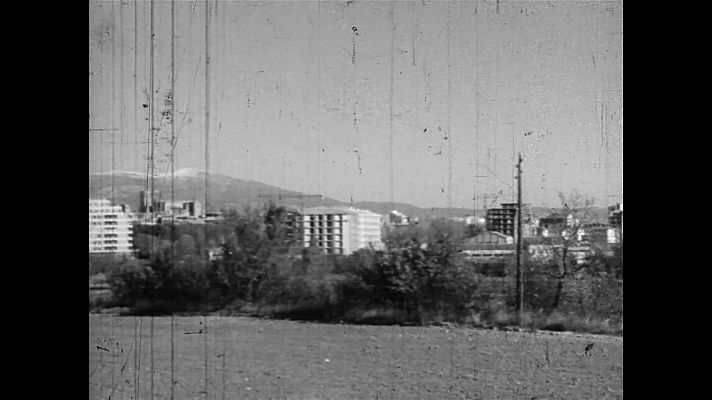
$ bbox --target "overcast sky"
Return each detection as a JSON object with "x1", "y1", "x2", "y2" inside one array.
[{"x1": 89, "y1": 0, "x2": 622, "y2": 209}]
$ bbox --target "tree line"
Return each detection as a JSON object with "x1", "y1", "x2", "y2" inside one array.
[{"x1": 93, "y1": 203, "x2": 623, "y2": 334}]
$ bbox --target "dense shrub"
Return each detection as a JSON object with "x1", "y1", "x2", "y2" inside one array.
[{"x1": 89, "y1": 254, "x2": 140, "y2": 276}]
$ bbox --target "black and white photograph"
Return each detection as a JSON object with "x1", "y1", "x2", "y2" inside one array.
[{"x1": 89, "y1": 0, "x2": 623, "y2": 398}]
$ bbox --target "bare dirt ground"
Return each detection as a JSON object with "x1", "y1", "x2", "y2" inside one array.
[{"x1": 89, "y1": 315, "x2": 622, "y2": 399}]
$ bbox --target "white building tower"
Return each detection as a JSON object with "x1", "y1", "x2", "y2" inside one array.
[{"x1": 89, "y1": 199, "x2": 135, "y2": 253}]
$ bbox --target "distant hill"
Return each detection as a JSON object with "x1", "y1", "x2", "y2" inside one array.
[
  {"x1": 88, "y1": 170, "x2": 461, "y2": 218},
  {"x1": 88, "y1": 169, "x2": 337, "y2": 212},
  {"x1": 89, "y1": 169, "x2": 608, "y2": 221},
  {"x1": 89, "y1": 169, "x2": 378, "y2": 213}
]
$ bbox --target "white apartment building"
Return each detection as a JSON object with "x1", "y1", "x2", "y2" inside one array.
[
  {"x1": 296, "y1": 207, "x2": 350, "y2": 255},
  {"x1": 294, "y1": 206, "x2": 384, "y2": 255},
  {"x1": 89, "y1": 199, "x2": 135, "y2": 253},
  {"x1": 348, "y1": 208, "x2": 384, "y2": 252}
]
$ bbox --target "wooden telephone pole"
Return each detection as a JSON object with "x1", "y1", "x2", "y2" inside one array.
[{"x1": 515, "y1": 152, "x2": 524, "y2": 326}]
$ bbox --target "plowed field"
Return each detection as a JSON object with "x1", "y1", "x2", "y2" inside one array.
[{"x1": 89, "y1": 315, "x2": 622, "y2": 399}]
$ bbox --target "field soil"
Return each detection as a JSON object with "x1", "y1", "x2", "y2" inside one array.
[{"x1": 89, "y1": 315, "x2": 622, "y2": 399}]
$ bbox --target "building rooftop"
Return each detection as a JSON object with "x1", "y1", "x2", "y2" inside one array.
[
  {"x1": 459, "y1": 243, "x2": 516, "y2": 251},
  {"x1": 464, "y1": 231, "x2": 514, "y2": 244},
  {"x1": 299, "y1": 206, "x2": 381, "y2": 217},
  {"x1": 300, "y1": 206, "x2": 351, "y2": 215}
]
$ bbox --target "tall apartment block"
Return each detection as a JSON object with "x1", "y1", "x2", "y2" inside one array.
[
  {"x1": 486, "y1": 203, "x2": 518, "y2": 238},
  {"x1": 89, "y1": 199, "x2": 135, "y2": 253},
  {"x1": 291, "y1": 206, "x2": 384, "y2": 255}
]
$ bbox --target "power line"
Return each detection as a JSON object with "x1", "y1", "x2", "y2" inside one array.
[
  {"x1": 316, "y1": 1, "x2": 322, "y2": 200},
  {"x1": 171, "y1": 0, "x2": 176, "y2": 268},
  {"x1": 474, "y1": 0, "x2": 480, "y2": 217},
  {"x1": 111, "y1": 0, "x2": 116, "y2": 205},
  {"x1": 148, "y1": 0, "x2": 156, "y2": 257},
  {"x1": 389, "y1": 1, "x2": 395, "y2": 205},
  {"x1": 150, "y1": 0, "x2": 156, "y2": 221},
  {"x1": 204, "y1": 0, "x2": 211, "y2": 268},
  {"x1": 516, "y1": 153, "x2": 523, "y2": 326},
  {"x1": 98, "y1": 18, "x2": 106, "y2": 192},
  {"x1": 505, "y1": 121, "x2": 515, "y2": 201},
  {"x1": 447, "y1": 1, "x2": 452, "y2": 209},
  {"x1": 134, "y1": 0, "x2": 139, "y2": 173},
  {"x1": 120, "y1": 1, "x2": 125, "y2": 175}
]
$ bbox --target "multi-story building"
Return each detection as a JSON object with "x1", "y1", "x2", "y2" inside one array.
[
  {"x1": 292, "y1": 207, "x2": 350, "y2": 255},
  {"x1": 155, "y1": 200, "x2": 203, "y2": 219},
  {"x1": 349, "y1": 208, "x2": 384, "y2": 251},
  {"x1": 486, "y1": 203, "x2": 518, "y2": 238},
  {"x1": 89, "y1": 199, "x2": 135, "y2": 253},
  {"x1": 290, "y1": 206, "x2": 384, "y2": 255}
]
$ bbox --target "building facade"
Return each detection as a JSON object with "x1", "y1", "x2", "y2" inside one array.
[
  {"x1": 291, "y1": 206, "x2": 384, "y2": 255},
  {"x1": 349, "y1": 208, "x2": 384, "y2": 252},
  {"x1": 486, "y1": 203, "x2": 518, "y2": 237},
  {"x1": 292, "y1": 207, "x2": 350, "y2": 255},
  {"x1": 155, "y1": 200, "x2": 202, "y2": 219},
  {"x1": 89, "y1": 199, "x2": 134, "y2": 253},
  {"x1": 608, "y1": 203, "x2": 623, "y2": 227}
]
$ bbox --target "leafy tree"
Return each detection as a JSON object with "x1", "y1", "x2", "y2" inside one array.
[
  {"x1": 424, "y1": 218, "x2": 467, "y2": 256},
  {"x1": 178, "y1": 234, "x2": 197, "y2": 257},
  {"x1": 210, "y1": 203, "x2": 299, "y2": 302},
  {"x1": 466, "y1": 223, "x2": 485, "y2": 238},
  {"x1": 358, "y1": 219, "x2": 476, "y2": 324},
  {"x1": 382, "y1": 223, "x2": 425, "y2": 250}
]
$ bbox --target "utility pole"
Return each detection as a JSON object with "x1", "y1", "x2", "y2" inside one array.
[
  {"x1": 473, "y1": 184, "x2": 476, "y2": 219},
  {"x1": 204, "y1": 0, "x2": 211, "y2": 273},
  {"x1": 515, "y1": 152, "x2": 524, "y2": 326}
]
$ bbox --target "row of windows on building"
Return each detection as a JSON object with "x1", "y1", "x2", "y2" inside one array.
[{"x1": 89, "y1": 199, "x2": 135, "y2": 254}]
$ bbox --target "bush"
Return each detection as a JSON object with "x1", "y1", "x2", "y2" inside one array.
[
  {"x1": 107, "y1": 252, "x2": 212, "y2": 313},
  {"x1": 89, "y1": 254, "x2": 139, "y2": 276}
]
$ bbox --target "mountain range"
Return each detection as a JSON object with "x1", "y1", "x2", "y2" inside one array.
[{"x1": 89, "y1": 169, "x2": 607, "y2": 221}]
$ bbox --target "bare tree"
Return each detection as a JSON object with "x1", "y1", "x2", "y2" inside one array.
[{"x1": 550, "y1": 191, "x2": 595, "y2": 311}]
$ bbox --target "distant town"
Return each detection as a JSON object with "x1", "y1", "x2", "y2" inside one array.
[
  {"x1": 90, "y1": 188, "x2": 622, "y2": 264},
  {"x1": 89, "y1": 2, "x2": 622, "y2": 398}
]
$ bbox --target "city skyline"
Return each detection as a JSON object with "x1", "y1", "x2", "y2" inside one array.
[{"x1": 89, "y1": 0, "x2": 623, "y2": 209}]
